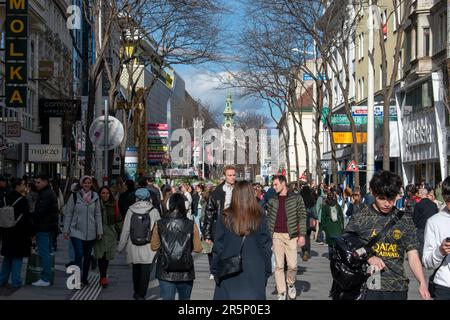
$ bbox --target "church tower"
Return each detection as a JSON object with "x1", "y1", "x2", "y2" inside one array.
[{"x1": 223, "y1": 91, "x2": 235, "y2": 128}]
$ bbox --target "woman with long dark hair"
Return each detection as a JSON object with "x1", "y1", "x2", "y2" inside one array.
[
  {"x1": 94, "y1": 186, "x2": 123, "y2": 287},
  {"x1": 211, "y1": 181, "x2": 272, "y2": 300}
]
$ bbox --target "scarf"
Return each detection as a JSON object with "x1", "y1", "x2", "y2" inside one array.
[
  {"x1": 223, "y1": 183, "x2": 234, "y2": 209},
  {"x1": 81, "y1": 189, "x2": 92, "y2": 204}
]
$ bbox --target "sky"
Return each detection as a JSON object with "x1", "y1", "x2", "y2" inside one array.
[{"x1": 174, "y1": 2, "x2": 277, "y2": 127}]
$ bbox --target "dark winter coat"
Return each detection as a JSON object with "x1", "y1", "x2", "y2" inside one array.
[
  {"x1": 203, "y1": 183, "x2": 226, "y2": 241},
  {"x1": 118, "y1": 189, "x2": 135, "y2": 220},
  {"x1": 34, "y1": 185, "x2": 59, "y2": 233},
  {"x1": 412, "y1": 198, "x2": 438, "y2": 230},
  {"x1": 211, "y1": 213, "x2": 272, "y2": 300},
  {"x1": 0, "y1": 190, "x2": 33, "y2": 257},
  {"x1": 191, "y1": 193, "x2": 200, "y2": 216}
]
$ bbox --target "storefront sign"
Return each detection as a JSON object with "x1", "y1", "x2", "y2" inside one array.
[
  {"x1": 39, "y1": 99, "x2": 82, "y2": 120},
  {"x1": 5, "y1": 0, "x2": 28, "y2": 108},
  {"x1": 28, "y1": 144, "x2": 62, "y2": 162},
  {"x1": 332, "y1": 132, "x2": 367, "y2": 144},
  {"x1": 401, "y1": 111, "x2": 438, "y2": 163}
]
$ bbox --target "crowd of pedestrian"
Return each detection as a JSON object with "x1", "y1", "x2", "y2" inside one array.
[{"x1": 0, "y1": 167, "x2": 448, "y2": 301}]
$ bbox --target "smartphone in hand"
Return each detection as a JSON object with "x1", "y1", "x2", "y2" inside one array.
[{"x1": 446, "y1": 237, "x2": 450, "y2": 242}]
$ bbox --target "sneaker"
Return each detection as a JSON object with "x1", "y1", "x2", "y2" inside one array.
[
  {"x1": 287, "y1": 284, "x2": 296, "y2": 300},
  {"x1": 133, "y1": 293, "x2": 145, "y2": 300},
  {"x1": 209, "y1": 274, "x2": 214, "y2": 280},
  {"x1": 99, "y1": 277, "x2": 108, "y2": 287},
  {"x1": 32, "y1": 279, "x2": 50, "y2": 287},
  {"x1": 277, "y1": 292, "x2": 286, "y2": 300}
]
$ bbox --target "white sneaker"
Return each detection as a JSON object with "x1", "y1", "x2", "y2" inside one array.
[
  {"x1": 277, "y1": 292, "x2": 286, "y2": 300},
  {"x1": 209, "y1": 274, "x2": 214, "y2": 280},
  {"x1": 288, "y1": 285, "x2": 296, "y2": 300},
  {"x1": 32, "y1": 279, "x2": 50, "y2": 287}
]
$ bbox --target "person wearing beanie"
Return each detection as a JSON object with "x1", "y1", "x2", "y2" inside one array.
[{"x1": 117, "y1": 186, "x2": 160, "y2": 300}]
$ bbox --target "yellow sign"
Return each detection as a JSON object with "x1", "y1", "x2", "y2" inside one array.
[{"x1": 332, "y1": 132, "x2": 367, "y2": 144}]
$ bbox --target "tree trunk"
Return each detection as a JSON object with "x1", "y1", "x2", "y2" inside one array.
[
  {"x1": 291, "y1": 112, "x2": 301, "y2": 186},
  {"x1": 314, "y1": 84, "x2": 324, "y2": 184}
]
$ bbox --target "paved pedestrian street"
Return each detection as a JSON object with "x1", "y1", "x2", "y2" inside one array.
[{"x1": 0, "y1": 235, "x2": 431, "y2": 300}]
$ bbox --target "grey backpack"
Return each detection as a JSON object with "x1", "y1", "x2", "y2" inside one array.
[{"x1": 0, "y1": 197, "x2": 23, "y2": 228}]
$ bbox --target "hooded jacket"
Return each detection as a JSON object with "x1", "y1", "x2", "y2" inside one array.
[
  {"x1": 63, "y1": 190, "x2": 103, "y2": 241},
  {"x1": 117, "y1": 201, "x2": 160, "y2": 264}
]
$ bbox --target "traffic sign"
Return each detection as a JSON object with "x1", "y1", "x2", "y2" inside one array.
[
  {"x1": 346, "y1": 160, "x2": 359, "y2": 172},
  {"x1": 89, "y1": 116, "x2": 124, "y2": 150}
]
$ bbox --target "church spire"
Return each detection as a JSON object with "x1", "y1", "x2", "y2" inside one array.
[{"x1": 223, "y1": 90, "x2": 235, "y2": 127}]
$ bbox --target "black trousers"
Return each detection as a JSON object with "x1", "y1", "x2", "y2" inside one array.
[
  {"x1": 132, "y1": 263, "x2": 151, "y2": 298},
  {"x1": 434, "y1": 284, "x2": 450, "y2": 300},
  {"x1": 98, "y1": 255, "x2": 109, "y2": 278},
  {"x1": 364, "y1": 290, "x2": 407, "y2": 300}
]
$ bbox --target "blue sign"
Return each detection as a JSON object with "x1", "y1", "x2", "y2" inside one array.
[{"x1": 302, "y1": 73, "x2": 327, "y2": 81}]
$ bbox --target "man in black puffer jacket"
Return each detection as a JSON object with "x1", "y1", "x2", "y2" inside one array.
[
  {"x1": 32, "y1": 174, "x2": 59, "y2": 286},
  {"x1": 202, "y1": 165, "x2": 236, "y2": 278}
]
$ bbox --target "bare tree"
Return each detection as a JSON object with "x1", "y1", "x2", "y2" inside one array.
[
  {"x1": 376, "y1": 0, "x2": 413, "y2": 170},
  {"x1": 83, "y1": 0, "x2": 224, "y2": 176},
  {"x1": 249, "y1": 0, "x2": 365, "y2": 187}
]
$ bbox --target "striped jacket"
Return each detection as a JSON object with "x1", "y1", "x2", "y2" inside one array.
[{"x1": 267, "y1": 191, "x2": 307, "y2": 239}]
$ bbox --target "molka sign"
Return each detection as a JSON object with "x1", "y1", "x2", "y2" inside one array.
[{"x1": 5, "y1": 0, "x2": 28, "y2": 108}]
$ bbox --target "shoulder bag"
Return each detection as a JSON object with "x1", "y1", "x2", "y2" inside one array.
[
  {"x1": 428, "y1": 255, "x2": 447, "y2": 298},
  {"x1": 217, "y1": 236, "x2": 246, "y2": 282}
]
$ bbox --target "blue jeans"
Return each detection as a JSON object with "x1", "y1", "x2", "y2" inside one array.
[
  {"x1": 71, "y1": 237, "x2": 95, "y2": 283},
  {"x1": 36, "y1": 232, "x2": 52, "y2": 282},
  {"x1": 194, "y1": 211, "x2": 202, "y2": 238},
  {"x1": 0, "y1": 256, "x2": 24, "y2": 287},
  {"x1": 68, "y1": 239, "x2": 75, "y2": 262},
  {"x1": 159, "y1": 280, "x2": 193, "y2": 300}
]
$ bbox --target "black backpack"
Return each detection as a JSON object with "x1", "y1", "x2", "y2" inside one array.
[
  {"x1": 159, "y1": 220, "x2": 194, "y2": 272},
  {"x1": 329, "y1": 209, "x2": 404, "y2": 299},
  {"x1": 130, "y1": 209, "x2": 153, "y2": 246}
]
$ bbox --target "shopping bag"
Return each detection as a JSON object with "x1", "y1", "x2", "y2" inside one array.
[
  {"x1": 25, "y1": 250, "x2": 55, "y2": 285},
  {"x1": 201, "y1": 240, "x2": 213, "y2": 254}
]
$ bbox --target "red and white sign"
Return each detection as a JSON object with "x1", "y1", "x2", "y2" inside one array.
[
  {"x1": 148, "y1": 123, "x2": 168, "y2": 130},
  {"x1": 148, "y1": 152, "x2": 166, "y2": 160},
  {"x1": 5, "y1": 122, "x2": 21, "y2": 137},
  {"x1": 147, "y1": 130, "x2": 169, "y2": 138},
  {"x1": 299, "y1": 171, "x2": 307, "y2": 181},
  {"x1": 346, "y1": 160, "x2": 359, "y2": 172},
  {"x1": 351, "y1": 106, "x2": 368, "y2": 116}
]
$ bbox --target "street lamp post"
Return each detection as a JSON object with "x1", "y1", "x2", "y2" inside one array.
[{"x1": 367, "y1": 1, "x2": 375, "y2": 190}]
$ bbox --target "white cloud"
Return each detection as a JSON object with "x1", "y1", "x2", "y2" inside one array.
[{"x1": 178, "y1": 66, "x2": 275, "y2": 124}]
